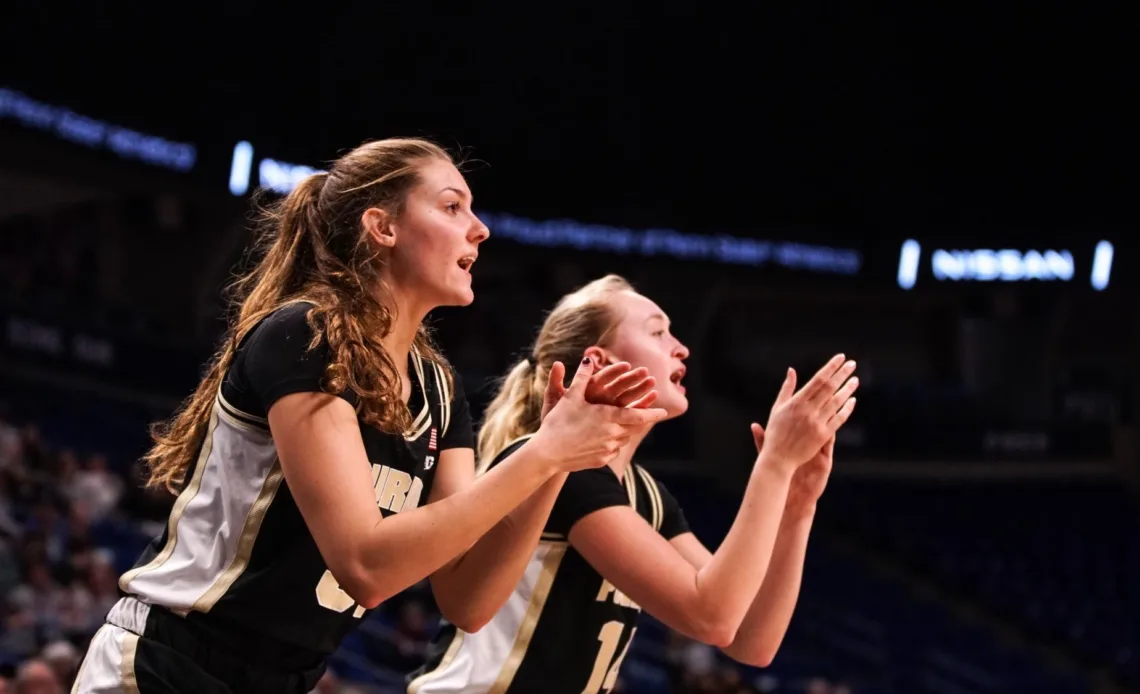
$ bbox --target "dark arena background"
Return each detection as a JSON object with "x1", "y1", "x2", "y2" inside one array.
[{"x1": 1, "y1": 4, "x2": 1137, "y2": 694}]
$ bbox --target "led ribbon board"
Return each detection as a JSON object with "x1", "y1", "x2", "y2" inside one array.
[
  {"x1": 0, "y1": 87, "x2": 197, "y2": 173},
  {"x1": 228, "y1": 141, "x2": 865, "y2": 276},
  {"x1": 897, "y1": 240, "x2": 1115, "y2": 290}
]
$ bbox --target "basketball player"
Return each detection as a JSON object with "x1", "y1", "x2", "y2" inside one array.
[
  {"x1": 410, "y1": 275, "x2": 857, "y2": 694},
  {"x1": 71, "y1": 143, "x2": 669, "y2": 693}
]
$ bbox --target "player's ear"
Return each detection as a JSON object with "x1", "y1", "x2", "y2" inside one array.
[
  {"x1": 582, "y1": 345, "x2": 609, "y2": 367},
  {"x1": 362, "y1": 207, "x2": 395, "y2": 248}
]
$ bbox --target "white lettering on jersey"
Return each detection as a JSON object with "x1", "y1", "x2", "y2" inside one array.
[
  {"x1": 596, "y1": 579, "x2": 640, "y2": 610},
  {"x1": 370, "y1": 463, "x2": 425, "y2": 514}
]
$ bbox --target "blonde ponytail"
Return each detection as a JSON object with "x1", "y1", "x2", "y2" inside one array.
[
  {"x1": 476, "y1": 274, "x2": 634, "y2": 471},
  {"x1": 476, "y1": 359, "x2": 545, "y2": 473}
]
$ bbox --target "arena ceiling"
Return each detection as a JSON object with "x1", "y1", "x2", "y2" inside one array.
[{"x1": 2, "y1": 4, "x2": 1134, "y2": 232}]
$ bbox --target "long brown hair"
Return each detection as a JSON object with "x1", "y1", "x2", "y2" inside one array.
[
  {"x1": 145, "y1": 138, "x2": 454, "y2": 493},
  {"x1": 476, "y1": 275, "x2": 633, "y2": 471}
]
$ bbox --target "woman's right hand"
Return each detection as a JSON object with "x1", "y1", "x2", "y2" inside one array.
[
  {"x1": 540, "y1": 360, "x2": 659, "y2": 421},
  {"x1": 752, "y1": 353, "x2": 859, "y2": 475},
  {"x1": 533, "y1": 357, "x2": 670, "y2": 473}
]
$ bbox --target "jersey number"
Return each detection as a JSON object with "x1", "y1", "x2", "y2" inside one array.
[
  {"x1": 583, "y1": 620, "x2": 636, "y2": 694},
  {"x1": 315, "y1": 570, "x2": 366, "y2": 619}
]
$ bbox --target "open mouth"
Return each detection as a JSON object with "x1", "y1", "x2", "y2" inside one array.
[
  {"x1": 670, "y1": 366, "x2": 686, "y2": 386},
  {"x1": 457, "y1": 256, "x2": 476, "y2": 272}
]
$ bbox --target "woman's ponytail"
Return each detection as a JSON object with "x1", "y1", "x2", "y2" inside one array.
[
  {"x1": 142, "y1": 172, "x2": 328, "y2": 494},
  {"x1": 476, "y1": 358, "x2": 545, "y2": 474},
  {"x1": 233, "y1": 172, "x2": 327, "y2": 318}
]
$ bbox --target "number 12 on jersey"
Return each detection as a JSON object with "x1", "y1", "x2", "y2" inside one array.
[{"x1": 584, "y1": 620, "x2": 637, "y2": 693}]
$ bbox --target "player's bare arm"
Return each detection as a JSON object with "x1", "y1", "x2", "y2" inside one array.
[{"x1": 567, "y1": 355, "x2": 858, "y2": 649}]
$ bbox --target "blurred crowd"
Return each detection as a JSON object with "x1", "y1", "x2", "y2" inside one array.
[
  {"x1": 1, "y1": 409, "x2": 123, "y2": 691},
  {"x1": 0, "y1": 404, "x2": 366, "y2": 693},
  {"x1": 661, "y1": 633, "x2": 852, "y2": 694}
]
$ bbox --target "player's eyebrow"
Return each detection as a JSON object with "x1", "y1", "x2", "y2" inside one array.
[{"x1": 439, "y1": 186, "x2": 469, "y2": 199}]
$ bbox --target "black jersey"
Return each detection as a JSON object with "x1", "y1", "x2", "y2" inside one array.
[
  {"x1": 409, "y1": 434, "x2": 690, "y2": 694},
  {"x1": 119, "y1": 302, "x2": 474, "y2": 661}
]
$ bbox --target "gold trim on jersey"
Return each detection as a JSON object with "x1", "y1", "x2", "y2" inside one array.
[
  {"x1": 190, "y1": 458, "x2": 287, "y2": 612},
  {"x1": 120, "y1": 631, "x2": 140, "y2": 694},
  {"x1": 634, "y1": 465, "x2": 663, "y2": 533},
  {"x1": 216, "y1": 388, "x2": 270, "y2": 435},
  {"x1": 118, "y1": 409, "x2": 219, "y2": 593},
  {"x1": 406, "y1": 631, "x2": 467, "y2": 694},
  {"x1": 622, "y1": 468, "x2": 638, "y2": 511},
  {"x1": 430, "y1": 360, "x2": 452, "y2": 439},
  {"x1": 405, "y1": 347, "x2": 432, "y2": 441},
  {"x1": 489, "y1": 542, "x2": 569, "y2": 693}
]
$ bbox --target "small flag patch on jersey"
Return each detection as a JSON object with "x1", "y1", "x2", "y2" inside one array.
[{"x1": 428, "y1": 427, "x2": 438, "y2": 451}]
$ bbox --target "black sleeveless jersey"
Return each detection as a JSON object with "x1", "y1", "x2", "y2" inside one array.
[
  {"x1": 119, "y1": 302, "x2": 473, "y2": 661},
  {"x1": 408, "y1": 434, "x2": 690, "y2": 694}
]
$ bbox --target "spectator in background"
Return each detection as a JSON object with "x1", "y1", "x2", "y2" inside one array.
[
  {"x1": 666, "y1": 632, "x2": 719, "y2": 692},
  {"x1": 25, "y1": 504, "x2": 65, "y2": 569},
  {"x1": 81, "y1": 551, "x2": 118, "y2": 635},
  {"x1": 12, "y1": 658, "x2": 61, "y2": 694},
  {"x1": 7, "y1": 563, "x2": 63, "y2": 644},
  {"x1": 0, "y1": 410, "x2": 142, "y2": 685},
  {"x1": 38, "y1": 642, "x2": 78, "y2": 692},
  {"x1": 60, "y1": 503, "x2": 94, "y2": 579},
  {"x1": 62, "y1": 455, "x2": 122, "y2": 524},
  {"x1": 381, "y1": 601, "x2": 432, "y2": 673},
  {"x1": 0, "y1": 586, "x2": 37, "y2": 658}
]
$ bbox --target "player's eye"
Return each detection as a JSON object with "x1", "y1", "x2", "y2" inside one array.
[
  {"x1": 651, "y1": 330, "x2": 665, "y2": 338},
  {"x1": 445, "y1": 202, "x2": 461, "y2": 214}
]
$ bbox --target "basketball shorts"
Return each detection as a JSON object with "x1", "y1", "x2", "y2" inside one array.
[{"x1": 71, "y1": 597, "x2": 325, "y2": 694}]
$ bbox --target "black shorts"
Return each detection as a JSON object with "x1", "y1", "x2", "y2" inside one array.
[{"x1": 72, "y1": 598, "x2": 325, "y2": 694}]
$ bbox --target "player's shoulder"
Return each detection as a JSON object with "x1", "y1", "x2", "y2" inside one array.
[
  {"x1": 250, "y1": 301, "x2": 318, "y2": 343},
  {"x1": 230, "y1": 301, "x2": 321, "y2": 365},
  {"x1": 222, "y1": 301, "x2": 333, "y2": 410}
]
